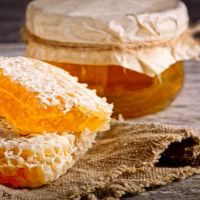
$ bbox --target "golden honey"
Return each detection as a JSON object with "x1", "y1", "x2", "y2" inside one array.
[{"x1": 48, "y1": 61, "x2": 184, "y2": 118}]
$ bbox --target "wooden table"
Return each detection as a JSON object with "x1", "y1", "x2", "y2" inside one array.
[{"x1": 0, "y1": 43, "x2": 200, "y2": 200}]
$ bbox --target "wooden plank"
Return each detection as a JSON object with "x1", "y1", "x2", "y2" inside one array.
[
  {"x1": 0, "y1": 43, "x2": 199, "y2": 200},
  {"x1": 0, "y1": 43, "x2": 26, "y2": 56},
  {"x1": 124, "y1": 175, "x2": 200, "y2": 200}
]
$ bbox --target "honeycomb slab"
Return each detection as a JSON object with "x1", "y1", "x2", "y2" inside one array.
[
  {"x1": 0, "y1": 57, "x2": 113, "y2": 134},
  {"x1": 0, "y1": 117, "x2": 96, "y2": 188}
]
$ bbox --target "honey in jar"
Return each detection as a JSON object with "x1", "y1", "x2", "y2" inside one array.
[{"x1": 24, "y1": 0, "x2": 200, "y2": 118}]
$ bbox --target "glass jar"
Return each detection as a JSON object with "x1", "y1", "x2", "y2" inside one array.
[
  {"x1": 48, "y1": 61, "x2": 184, "y2": 118},
  {"x1": 25, "y1": 0, "x2": 199, "y2": 118}
]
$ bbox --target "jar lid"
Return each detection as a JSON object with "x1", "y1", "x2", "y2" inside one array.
[{"x1": 26, "y1": 0, "x2": 188, "y2": 44}]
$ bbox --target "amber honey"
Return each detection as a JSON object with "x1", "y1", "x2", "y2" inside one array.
[{"x1": 49, "y1": 61, "x2": 184, "y2": 118}]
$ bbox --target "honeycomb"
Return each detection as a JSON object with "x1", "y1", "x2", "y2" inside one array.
[
  {"x1": 0, "y1": 57, "x2": 113, "y2": 134},
  {"x1": 0, "y1": 117, "x2": 96, "y2": 188}
]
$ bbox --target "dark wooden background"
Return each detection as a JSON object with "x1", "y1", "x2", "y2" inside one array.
[{"x1": 0, "y1": 0, "x2": 199, "y2": 43}]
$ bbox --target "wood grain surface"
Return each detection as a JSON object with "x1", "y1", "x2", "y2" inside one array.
[{"x1": 0, "y1": 43, "x2": 199, "y2": 199}]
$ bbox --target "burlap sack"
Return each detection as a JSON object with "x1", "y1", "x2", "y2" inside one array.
[{"x1": 0, "y1": 121, "x2": 200, "y2": 200}]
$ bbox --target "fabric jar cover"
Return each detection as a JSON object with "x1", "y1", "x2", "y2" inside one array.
[{"x1": 25, "y1": 0, "x2": 200, "y2": 76}]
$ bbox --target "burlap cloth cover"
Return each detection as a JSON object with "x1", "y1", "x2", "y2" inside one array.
[{"x1": 0, "y1": 121, "x2": 200, "y2": 200}]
